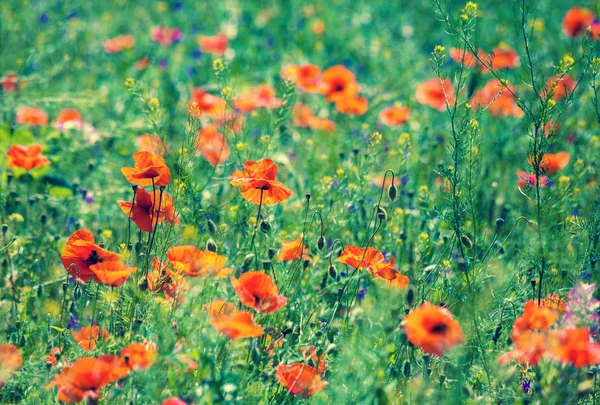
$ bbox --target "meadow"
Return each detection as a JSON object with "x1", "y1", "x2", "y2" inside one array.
[{"x1": 1, "y1": 0, "x2": 600, "y2": 403}]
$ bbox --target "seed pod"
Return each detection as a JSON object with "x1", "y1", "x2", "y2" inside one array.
[
  {"x1": 207, "y1": 219, "x2": 217, "y2": 234},
  {"x1": 317, "y1": 235, "x2": 325, "y2": 251},
  {"x1": 206, "y1": 239, "x2": 217, "y2": 252},
  {"x1": 561, "y1": 269, "x2": 568, "y2": 279},
  {"x1": 377, "y1": 207, "x2": 388, "y2": 221},
  {"x1": 267, "y1": 247, "x2": 276, "y2": 260},
  {"x1": 260, "y1": 221, "x2": 271, "y2": 233},
  {"x1": 495, "y1": 218, "x2": 505, "y2": 229},
  {"x1": 73, "y1": 285, "x2": 81, "y2": 301},
  {"x1": 305, "y1": 193, "x2": 312, "y2": 201},
  {"x1": 388, "y1": 184, "x2": 397, "y2": 201},
  {"x1": 328, "y1": 264, "x2": 337, "y2": 278},
  {"x1": 461, "y1": 235, "x2": 472, "y2": 249},
  {"x1": 1, "y1": 224, "x2": 8, "y2": 234},
  {"x1": 530, "y1": 278, "x2": 537, "y2": 290}
]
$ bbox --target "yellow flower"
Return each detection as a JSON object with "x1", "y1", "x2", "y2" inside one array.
[
  {"x1": 336, "y1": 169, "x2": 345, "y2": 176},
  {"x1": 418, "y1": 233, "x2": 429, "y2": 241},
  {"x1": 148, "y1": 97, "x2": 160, "y2": 109},
  {"x1": 236, "y1": 142, "x2": 246, "y2": 151},
  {"x1": 124, "y1": 78, "x2": 135, "y2": 87},
  {"x1": 101, "y1": 229, "x2": 113, "y2": 239},
  {"x1": 8, "y1": 213, "x2": 24, "y2": 223}
]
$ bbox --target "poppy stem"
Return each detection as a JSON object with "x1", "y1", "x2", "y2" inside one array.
[
  {"x1": 91, "y1": 282, "x2": 101, "y2": 329},
  {"x1": 126, "y1": 186, "x2": 138, "y2": 247},
  {"x1": 144, "y1": 186, "x2": 164, "y2": 277},
  {"x1": 249, "y1": 189, "x2": 264, "y2": 248}
]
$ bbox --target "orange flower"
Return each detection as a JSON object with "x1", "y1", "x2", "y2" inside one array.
[
  {"x1": 147, "y1": 258, "x2": 187, "y2": 301},
  {"x1": 161, "y1": 398, "x2": 187, "y2": 405},
  {"x1": 135, "y1": 56, "x2": 150, "y2": 71},
  {"x1": 511, "y1": 301, "x2": 559, "y2": 341},
  {"x1": 369, "y1": 258, "x2": 409, "y2": 289},
  {"x1": 118, "y1": 188, "x2": 178, "y2": 233},
  {"x1": 486, "y1": 46, "x2": 520, "y2": 71},
  {"x1": 538, "y1": 151, "x2": 570, "y2": 174},
  {"x1": 337, "y1": 245, "x2": 384, "y2": 270},
  {"x1": 234, "y1": 84, "x2": 282, "y2": 113},
  {"x1": 379, "y1": 105, "x2": 411, "y2": 127},
  {"x1": 197, "y1": 32, "x2": 228, "y2": 55},
  {"x1": 61, "y1": 229, "x2": 121, "y2": 283},
  {"x1": 104, "y1": 34, "x2": 135, "y2": 53},
  {"x1": 203, "y1": 299, "x2": 235, "y2": 318},
  {"x1": 230, "y1": 158, "x2": 293, "y2": 205},
  {"x1": 46, "y1": 347, "x2": 62, "y2": 367},
  {"x1": 309, "y1": 116, "x2": 336, "y2": 132},
  {"x1": 541, "y1": 293, "x2": 566, "y2": 312},
  {"x1": 196, "y1": 125, "x2": 230, "y2": 166},
  {"x1": 187, "y1": 87, "x2": 227, "y2": 118},
  {"x1": 2, "y1": 72, "x2": 17, "y2": 92},
  {"x1": 16, "y1": 106, "x2": 48, "y2": 126},
  {"x1": 231, "y1": 271, "x2": 287, "y2": 314},
  {"x1": 120, "y1": 342, "x2": 157, "y2": 371},
  {"x1": 209, "y1": 310, "x2": 264, "y2": 339},
  {"x1": 545, "y1": 74, "x2": 576, "y2": 101},
  {"x1": 0, "y1": 344, "x2": 22, "y2": 388},
  {"x1": 517, "y1": 170, "x2": 549, "y2": 188},
  {"x1": 281, "y1": 64, "x2": 321, "y2": 93},
  {"x1": 167, "y1": 246, "x2": 232, "y2": 278},
  {"x1": 563, "y1": 8, "x2": 595, "y2": 38},
  {"x1": 292, "y1": 103, "x2": 335, "y2": 132},
  {"x1": 415, "y1": 78, "x2": 455, "y2": 111},
  {"x1": 301, "y1": 346, "x2": 327, "y2": 375},
  {"x1": 497, "y1": 330, "x2": 549, "y2": 366},
  {"x1": 121, "y1": 151, "x2": 171, "y2": 187},
  {"x1": 549, "y1": 328, "x2": 600, "y2": 368},
  {"x1": 319, "y1": 65, "x2": 359, "y2": 102},
  {"x1": 402, "y1": 302, "x2": 465, "y2": 356},
  {"x1": 47, "y1": 355, "x2": 129, "y2": 403},
  {"x1": 470, "y1": 79, "x2": 524, "y2": 118},
  {"x1": 72, "y1": 326, "x2": 110, "y2": 351},
  {"x1": 335, "y1": 96, "x2": 368, "y2": 115},
  {"x1": 137, "y1": 134, "x2": 166, "y2": 156},
  {"x1": 89, "y1": 261, "x2": 137, "y2": 287},
  {"x1": 150, "y1": 26, "x2": 181, "y2": 46},
  {"x1": 6, "y1": 144, "x2": 50, "y2": 171},
  {"x1": 449, "y1": 48, "x2": 477, "y2": 68},
  {"x1": 277, "y1": 237, "x2": 311, "y2": 261},
  {"x1": 275, "y1": 363, "x2": 328, "y2": 397},
  {"x1": 54, "y1": 108, "x2": 82, "y2": 125}
]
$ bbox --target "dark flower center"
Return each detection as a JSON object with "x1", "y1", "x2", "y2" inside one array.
[
  {"x1": 430, "y1": 323, "x2": 448, "y2": 335},
  {"x1": 85, "y1": 250, "x2": 102, "y2": 265}
]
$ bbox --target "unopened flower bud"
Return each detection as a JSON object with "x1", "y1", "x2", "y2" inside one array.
[
  {"x1": 267, "y1": 247, "x2": 276, "y2": 260},
  {"x1": 388, "y1": 184, "x2": 397, "y2": 201},
  {"x1": 260, "y1": 221, "x2": 271, "y2": 233},
  {"x1": 206, "y1": 239, "x2": 217, "y2": 252},
  {"x1": 317, "y1": 235, "x2": 325, "y2": 251},
  {"x1": 207, "y1": 219, "x2": 217, "y2": 234}
]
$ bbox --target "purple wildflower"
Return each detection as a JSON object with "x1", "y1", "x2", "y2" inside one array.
[
  {"x1": 522, "y1": 380, "x2": 531, "y2": 393},
  {"x1": 67, "y1": 315, "x2": 79, "y2": 330},
  {"x1": 561, "y1": 280, "x2": 600, "y2": 329}
]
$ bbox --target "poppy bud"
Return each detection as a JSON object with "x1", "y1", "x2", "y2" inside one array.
[
  {"x1": 305, "y1": 193, "x2": 311, "y2": 201},
  {"x1": 439, "y1": 375, "x2": 446, "y2": 385},
  {"x1": 317, "y1": 235, "x2": 325, "y2": 251},
  {"x1": 377, "y1": 207, "x2": 387, "y2": 221},
  {"x1": 492, "y1": 324, "x2": 502, "y2": 344},
  {"x1": 530, "y1": 278, "x2": 536, "y2": 290},
  {"x1": 406, "y1": 288, "x2": 415, "y2": 307},
  {"x1": 207, "y1": 219, "x2": 217, "y2": 234},
  {"x1": 242, "y1": 253, "x2": 254, "y2": 269},
  {"x1": 303, "y1": 259, "x2": 311, "y2": 269},
  {"x1": 127, "y1": 243, "x2": 132, "y2": 251},
  {"x1": 206, "y1": 239, "x2": 217, "y2": 252},
  {"x1": 260, "y1": 221, "x2": 271, "y2": 233},
  {"x1": 99, "y1": 241, "x2": 105, "y2": 248},
  {"x1": 138, "y1": 277, "x2": 148, "y2": 291},
  {"x1": 1, "y1": 224, "x2": 7, "y2": 234},
  {"x1": 388, "y1": 184, "x2": 397, "y2": 201},
  {"x1": 267, "y1": 247, "x2": 276, "y2": 260},
  {"x1": 62, "y1": 283, "x2": 68, "y2": 293},
  {"x1": 131, "y1": 184, "x2": 138, "y2": 191},
  {"x1": 460, "y1": 235, "x2": 472, "y2": 249},
  {"x1": 6, "y1": 172, "x2": 12, "y2": 184},
  {"x1": 262, "y1": 260, "x2": 272, "y2": 271},
  {"x1": 40, "y1": 214, "x2": 47, "y2": 225},
  {"x1": 403, "y1": 361, "x2": 411, "y2": 378},
  {"x1": 328, "y1": 264, "x2": 337, "y2": 278},
  {"x1": 69, "y1": 302, "x2": 76, "y2": 313},
  {"x1": 73, "y1": 285, "x2": 81, "y2": 301},
  {"x1": 561, "y1": 269, "x2": 568, "y2": 279},
  {"x1": 495, "y1": 218, "x2": 505, "y2": 229},
  {"x1": 134, "y1": 242, "x2": 143, "y2": 254}
]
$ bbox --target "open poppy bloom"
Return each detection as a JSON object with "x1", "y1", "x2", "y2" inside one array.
[
  {"x1": 485, "y1": 46, "x2": 520, "y2": 71},
  {"x1": 277, "y1": 236, "x2": 311, "y2": 261},
  {"x1": 337, "y1": 245, "x2": 384, "y2": 269},
  {"x1": 335, "y1": 96, "x2": 368, "y2": 115},
  {"x1": 511, "y1": 301, "x2": 559, "y2": 339},
  {"x1": 281, "y1": 64, "x2": 321, "y2": 93},
  {"x1": 541, "y1": 293, "x2": 566, "y2": 312},
  {"x1": 544, "y1": 74, "x2": 576, "y2": 101},
  {"x1": 230, "y1": 158, "x2": 293, "y2": 205},
  {"x1": 536, "y1": 152, "x2": 570, "y2": 174},
  {"x1": 148, "y1": 257, "x2": 187, "y2": 301},
  {"x1": 61, "y1": 229, "x2": 121, "y2": 283},
  {"x1": 379, "y1": 105, "x2": 411, "y2": 127},
  {"x1": 231, "y1": 271, "x2": 287, "y2": 313},
  {"x1": 319, "y1": 65, "x2": 359, "y2": 102},
  {"x1": 415, "y1": 78, "x2": 455, "y2": 111},
  {"x1": 151, "y1": 26, "x2": 181, "y2": 46},
  {"x1": 121, "y1": 151, "x2": 171, "y2": 187},
  {"x1": 54, "y1": 108, "x2": 83, "y2": 126},
  {"x1": 72, "y1": 326, "x2": 110, "y2": 351},
  {"x1": 449, "y1": 48, "x2": 477, "y2": 68},
  {"x1": 7, "y1": 144, "x2": 50, "y2": 171},
  {"x1": 47, "y1": 355, "x2": 129, "y2": 403},
  {"x1": 2, "y1": 72, "x2": 18, "y2": 92},
  {"x1": 137, "y1": 134, "x2": 166, "y2": 156},
  {"x1": 196, "y1": 125, "x2": 230, "y2": 166},
  {"x1": 187, "y1": 87, "x2": 227, "y2": 119},
  {"x1": 402, "y1": 301, "x2": 464, "y2": 356},
  {"x1": 369, "y1": 258, "x2": 409, "y2": 288},
  {"x1": 197, "y1": 32, "x2": 228, "y2": 55},
  {"x1": 548, "y1": 328, "x2": 600, "y2": 368},
  {"x1": 118, "y1": 188, "x2": 178, "y2": 233},
  {"x1": 470, "y1": 79, "x2": 524, "y2": 118},
  {"x1": 203, "y1": 299, "x2": 235, "y2": 318},
  {"x1": 0, "y1": 344, "x2": 22, "y2": 389},
  {"x1": 209, "y1": 310, "x2": 264, "y2": 339},
  {"x1": 275, "y1": 363, "x2": 328, "y2": 397},
  {"x1": 89, "y1": 261, "x2": 137, "y2": 287},
  {"x1": 104, "y1": 34, "x2": 135, "y2": 53},
  {"x1": 46, "y1": 347, "x2": 62, "y2": 367},
  {"x1": 234, "y1": 84, "x2": 283, "y2": 113},
  {"x1": 161, "y1": 398, "x2": 188, "y2": 405},
  {"x1": 563, "y1": 8, "x2": 595, "y2": 38},
  {"x1": 16, "y1": 106, "x2": 48, "y2": 126},
  {"x1": 292, "y1": 103, "x2": 336, "y2": 132},
  {"x1": 167, "y1": 246, "x2": 232, "y2": 278},
  {"x1": 301, "y1": 346, "x2": 327, "y2": 375},
  {"x1": 497, "y1": 330, "x2": 549, "y2": 366},
  {"x1": 517, "y1": 170, "x2": 549, "y2": 189},
  {"x1": 120, "y1": 342, "x2": 157, "y2": 371}
]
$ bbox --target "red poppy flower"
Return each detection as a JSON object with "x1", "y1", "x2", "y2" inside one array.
[
  {"x1": 54, "y1": 108, "x2": 82, "y2": 125},
  {"x1": 563, "y1": 8, "x2": 595, "y2": 38},
  {"x1": 120, "y1": 342, "x2": 157, "y2": 371},
  {"x1": 301, "y1": 346, "x2": 327, "y2": 375},
  {"x1": 197, "y1": 32, "x2": 228, "y2": 55},
  {"x1": 337, "y1": 245, "x2": 384, "y2": 269},
  {"x1": 104, "y1": 34, "x2": 135, "y2": 53},
  {"x1": 277, "y1": 237, "x2": 311, "y2": 261},
  {"x1": 196, "y1": 125, "x2": 230, "y2": 166},
  {"x1": 537, "y1": 151, "x2": 570, "y2": 174},
  {"x1": 486, "y1": 46, "x2": 520, "y2": 71},
  {"x1": 121, "y1": 151, "x2": 171, "y2": 187},
  {"x1": 209, "y1": 310, "x2": 264, "y2": 339},
  {"x1": 6, "y1": 144, "x2": 50, "y2": 171},
  {"x1": 203, "y1": 299, "x2": 235, "y2": 318},
  {"x1": 335, "y1": 96, "x2": 368, "y2": 115},
  {"x1": 470, "y1": 79, "x2": 524, "y2": 118},
  {"x1": 415, "y1": 78, "x2": 455, "y2": 111},
  {"x1": 292, "y1": 103, "x2": 335, "y2": 132},
  {"x1": 379, "y1": 105, "x2": 411, "y2": 127},
  {"x1": 541, "y1": 293, "x2": 566, "y2": 312},
  {"x1": 167, "y1": 246, "x2": 232, "y2": 278},
  {"x1": 151, "y1": 26, "x2": 181, "y2": 46},
  {"x1": 147, "y1": 258, "x2": 187, "y2": 301},
  {"x1": 497, "y1": 330, "x2": 549, "y2": 366},
  {"x1": 72, "y1": 326, "x2": 110, "y2": 351},
  {"x1": 47, "y1": 355, "x2": 129, "y2": 403},
  {"x1": 544, "y1": 74, "x2": 576, "y2": 101},
  {"x1": 61, "y1": 229, "x2": 121, "y2": 283},
  {"x1": 281, "y1": 64, "x2": 321, "y2": 93},
  {"x1": 319, "y1": 65, "x2": 359, "y2": 102},
  {"x1": 517, "y1": 170, "x2": 549, "y2": 188},
  {"x1": 89, "y1": 261, "x2": 137, "y2": 287},
  {"x1": 402, "y1": 302, "x2": 465, "y2": 356},
  {"x1": 548, "y1": 328, "x2": 600, "y2": 367},
  {"x1": 234, "y1": 84, "x2": 282, "y2": 113},
  {"x1": 46, "y1": 347, "x2": 62, "y2": 367},
  {"x1": 118, "y1": 188, "x2": 178, "y2": 233},
  {"x1": 369, "y1": 257, "x2": 409, "y2": 288},
  {"x1": 16, "y1": 106, "x2": 48, "y2": 126},
  {"x1": 230, "y1": 158, "x2": 293, "y2": 205},
  {"x1": 511, "y1": 301, "x2": 559, "y2": 340},
  {"x1": 137, "y1": 134, "x2": 166, "y2": 156},
  {"x1": 275, "y1": 363, "x2": 329, "y2": 397},
  {"x1": 187, "y1": 87, "x2": 227, "y2": 119},
  {"x1": 2, "y1": 72, "x2": 17, "y2": 92},
  {"x1": 0, "y1": 344, "x2": 22, "y2": 388},
  {"x1": 449, "y1": 48, "x2": 477, "y2": 68},
  {"x1": 161, "y1": 398, "x2": 188, "y2": 405},
  {"x1": 231, "y1": 271, "x2": 287, "y2": 313}
]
